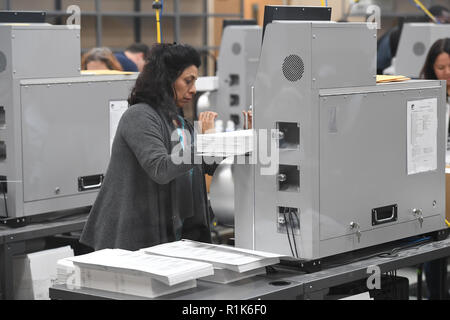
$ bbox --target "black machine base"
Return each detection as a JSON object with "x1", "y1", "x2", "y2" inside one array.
[
  {"x1": 279, "y1": 257, "x2": 322, "y2": 273},
  {"x1": 277, "y1": 229, "x2": 449, "y2": 273},
  {"x1": 0, "y1": 207, "x2": 91, "y2": 228}
]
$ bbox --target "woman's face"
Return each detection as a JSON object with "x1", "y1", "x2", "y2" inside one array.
[
  {"x1": 433, "y1": 52, "x2": 450, "y2": 90},
  {"x1": 173, "y1": 65, "x2": 198, "y2": 108}
]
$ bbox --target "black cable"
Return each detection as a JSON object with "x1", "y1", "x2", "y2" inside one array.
[
  {"x1": 282, "y1": 210, "x2": 295, "y2": 258},
  {"x1": 291, "y1": 209, "x2": 301, "y2": 258},
  {"x1": 288, "y1": 210, "x2": 299, "y2": 259},
  {"x1": 288, "y1": 213, "x2": 298, "y2": 258},
  {"x1": 1, "y1": 190, "x2": 8, "y2": 218}
]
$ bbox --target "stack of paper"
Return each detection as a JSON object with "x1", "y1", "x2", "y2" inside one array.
[
  {"x1": 196, "y1": 129, "x2": 254, "y2": 157},
  {"x1": 199, "y1": 267, "x2": 267, "y2": 284},
  {"x1": 376, "y1": 75, "x2": 411, "y2": 83},
  {"x1": 58, "y1": 249, "x2": 214, "y2": 298},
  {"x1": 55, "y1": 258, "x2": 77, "y2": 286},
  {"x1": 80, "y1": 70, "x2": 136, "y2": 75},
  {"x1": 141, "y1": 240, "x2": 283, "y2": 284}
]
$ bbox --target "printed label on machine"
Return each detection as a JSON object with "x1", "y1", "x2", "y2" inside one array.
[
  {"x1": 407, "y1": 98, "x2": 438, "y2": 175},
  {"x1": 109, "y1": 100, "x2": 129, "y2": 154}
]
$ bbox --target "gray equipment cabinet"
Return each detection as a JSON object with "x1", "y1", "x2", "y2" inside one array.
[
  {"x1": 0, "y1": 24, "x2": 137, "y2": 222},
  {"x1": 235, "y1": 21, "x2": 448, "y2": 260},
  {"x1": 208, "y1": 25, "x2": 262, "y2": 127}
]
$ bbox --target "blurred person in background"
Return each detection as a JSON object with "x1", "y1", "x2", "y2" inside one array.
[
  {"x1": 115, "y1": 43, "x2": 150, "y2": 72},
  {"x1": 81, "y1": 47, "x2": 123, "y2": 71}
]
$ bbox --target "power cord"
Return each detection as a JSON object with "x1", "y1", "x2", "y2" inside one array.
[
  {"x1": 290, "y1": 208, "x2": 300, "y2": 258},
  {"x1": 0, "y1": 190, "x2": 8, "y2": 218},
  {"x1": 283, "y1": 207, "x2": 300, "y2": 259},
  {"x1": 283, "y1": 209, "x2": 295, "y2": 258}
]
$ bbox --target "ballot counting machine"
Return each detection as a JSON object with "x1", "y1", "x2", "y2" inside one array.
[
  {"x1": 197, "y1": 24, "x2": 261, "y2": 128},
  {"x1": 394, "y1": 23, "x2": 450, "y2": 78},
  {"x1": 232, "y1": 20, "x2": 449, "y2": 261},
  {"x1": 0, "y1": 23, "x2": 137, "y2": 225}
]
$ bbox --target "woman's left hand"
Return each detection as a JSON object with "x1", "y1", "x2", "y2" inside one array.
[{"x1": 199, "y1": 111, "x2": 218, "y2": 134}]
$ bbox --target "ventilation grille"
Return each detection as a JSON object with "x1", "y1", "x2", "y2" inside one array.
[
  {"x1": 282, "y1": 54, "x2": 304, "y2": 82},
  {"x1": 413, "y1": 42, "x2": 426, "y2": 56}
]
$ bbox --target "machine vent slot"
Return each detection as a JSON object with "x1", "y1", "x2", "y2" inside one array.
[
  {"x1": 282, "y1": 54, "x2": 304, "y2": 82},
  {"x1": 0, "y1": 51, "x2": 6, "y2": 73},
  {"x1": 0, "y1": 141, "x2": 5, "y2": 160},
  {"x1": 229, "y1": 74, "x2": 239, "y2": 86},
  {"x1": 230, "y1": 94, "x2": 240, "y2": 107},
  {"x1": 0, "y1": 106, "x2": 5, "y2": 128},
  {"x1": 277, "y1": 206, "x2": 300, "y2": 235},
  {"x1": 276, "y1": 122, "x2": 300, "y2": 149},
  {"x1": 278, "y1": 165, "x2": 300, "y2": 192},
  {"x1": 230, "y1": 114, "x2": 240, "y2": 126}
]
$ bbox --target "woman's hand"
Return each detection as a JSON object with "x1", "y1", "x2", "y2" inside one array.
[
  {"x1": 199, "y1": 111, "x2": 218, "y2": 134},
  {"x1": 242, "y1": 110, "x2": 252, "y2": 129}
]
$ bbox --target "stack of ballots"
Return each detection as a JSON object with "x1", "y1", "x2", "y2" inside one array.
[
  {"x1": 141, "y1": 240, "x2": 283, "y2": 284},
  {"x1": 56, "y1": 249, "x2": 213, "y2": 298},
  {"x1": 196, "y1": 129, "x2": 254, "y2": 157}
]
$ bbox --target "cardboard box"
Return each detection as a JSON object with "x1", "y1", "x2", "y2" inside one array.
[{"x1": 13, "y1": 246, "x2": 74, "y2": 300}]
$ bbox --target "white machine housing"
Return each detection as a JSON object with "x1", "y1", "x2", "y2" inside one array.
[
  {"x1": 0, "y1": 24, "x2": 137, "y2": 219},
  {"x1": 235, "y1": 21, "x2": 447, "y2": 260},
  {"x1": 205, "y1": 25, "x2": 261, "y2": 127}
]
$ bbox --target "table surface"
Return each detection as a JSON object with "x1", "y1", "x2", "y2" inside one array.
[{"x1": 49, "y1": 235, "x2": 450, "y2": 300}]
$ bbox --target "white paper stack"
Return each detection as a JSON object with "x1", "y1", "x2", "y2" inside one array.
[
  {"x1": 55, "y1": 258, "x2": 77, "y2": 286},
  {"x1": 196, "y1": 129, "x2": 254, "y2": 157},
  {"x1": 199, "y1": 267, "x2": 267, "y2": 284},
  {"x1": 60, "y1": 249, "x2": 214, "y2": 298},
  {"x1": 141, "y1": 240, "x2": 283, "y2": 284}
]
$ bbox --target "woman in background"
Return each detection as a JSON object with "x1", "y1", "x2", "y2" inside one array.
[{"x1": 81, "y1": 47, "x2": 123, "y2": 71}]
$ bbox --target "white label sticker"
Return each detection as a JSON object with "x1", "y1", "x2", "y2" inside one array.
[
  {"x1": 109, "y1": 100, "x2": 128, "y2": 154},
  {"x1": 407, "y1": 98, "x2": 438, "y2": 175}
]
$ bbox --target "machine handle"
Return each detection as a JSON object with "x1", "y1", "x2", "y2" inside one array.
[
  {"x1": 374, "y1": 208, "x2": 395, "y2": 223},
  {"x1": 78, "y1": 174, "x2": 104, "y2": 191},
  {"x1": 371, "y1": 204, "x2": 398, "y2": 226}
]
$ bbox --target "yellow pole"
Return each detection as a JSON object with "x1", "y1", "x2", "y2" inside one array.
[
  {"x1": 413, "y1": 0, "x2": 437, "y2": 23},
  {"x1": 320, "y1": 0, "x2": 325, "y2": 6},
  {"x1": 156, "y1": 8, "x2": 161, "y2": 43},
  {"x1": 153, "y1": 0, "x2": 162, "y2": 43}
]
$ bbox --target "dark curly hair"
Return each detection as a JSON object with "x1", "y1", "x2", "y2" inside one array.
[
  {"x1": 128, "y1": 43, "x2": 201, "y2": 120},
  {"x1": 420, "y1": 38, "x2": 450, "y2": 81}
]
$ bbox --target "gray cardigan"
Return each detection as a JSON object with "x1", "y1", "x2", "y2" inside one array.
[{"x1": 80, "y1": 103, "x2": 215, "y2": 251}]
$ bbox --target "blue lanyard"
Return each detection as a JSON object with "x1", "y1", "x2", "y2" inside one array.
[
  {"x1": 176, "y1": 116, "x2": 193, "y2": 177},
  {"x1": 176, "y1": 116, "x2": 185, "y2": 150}
]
